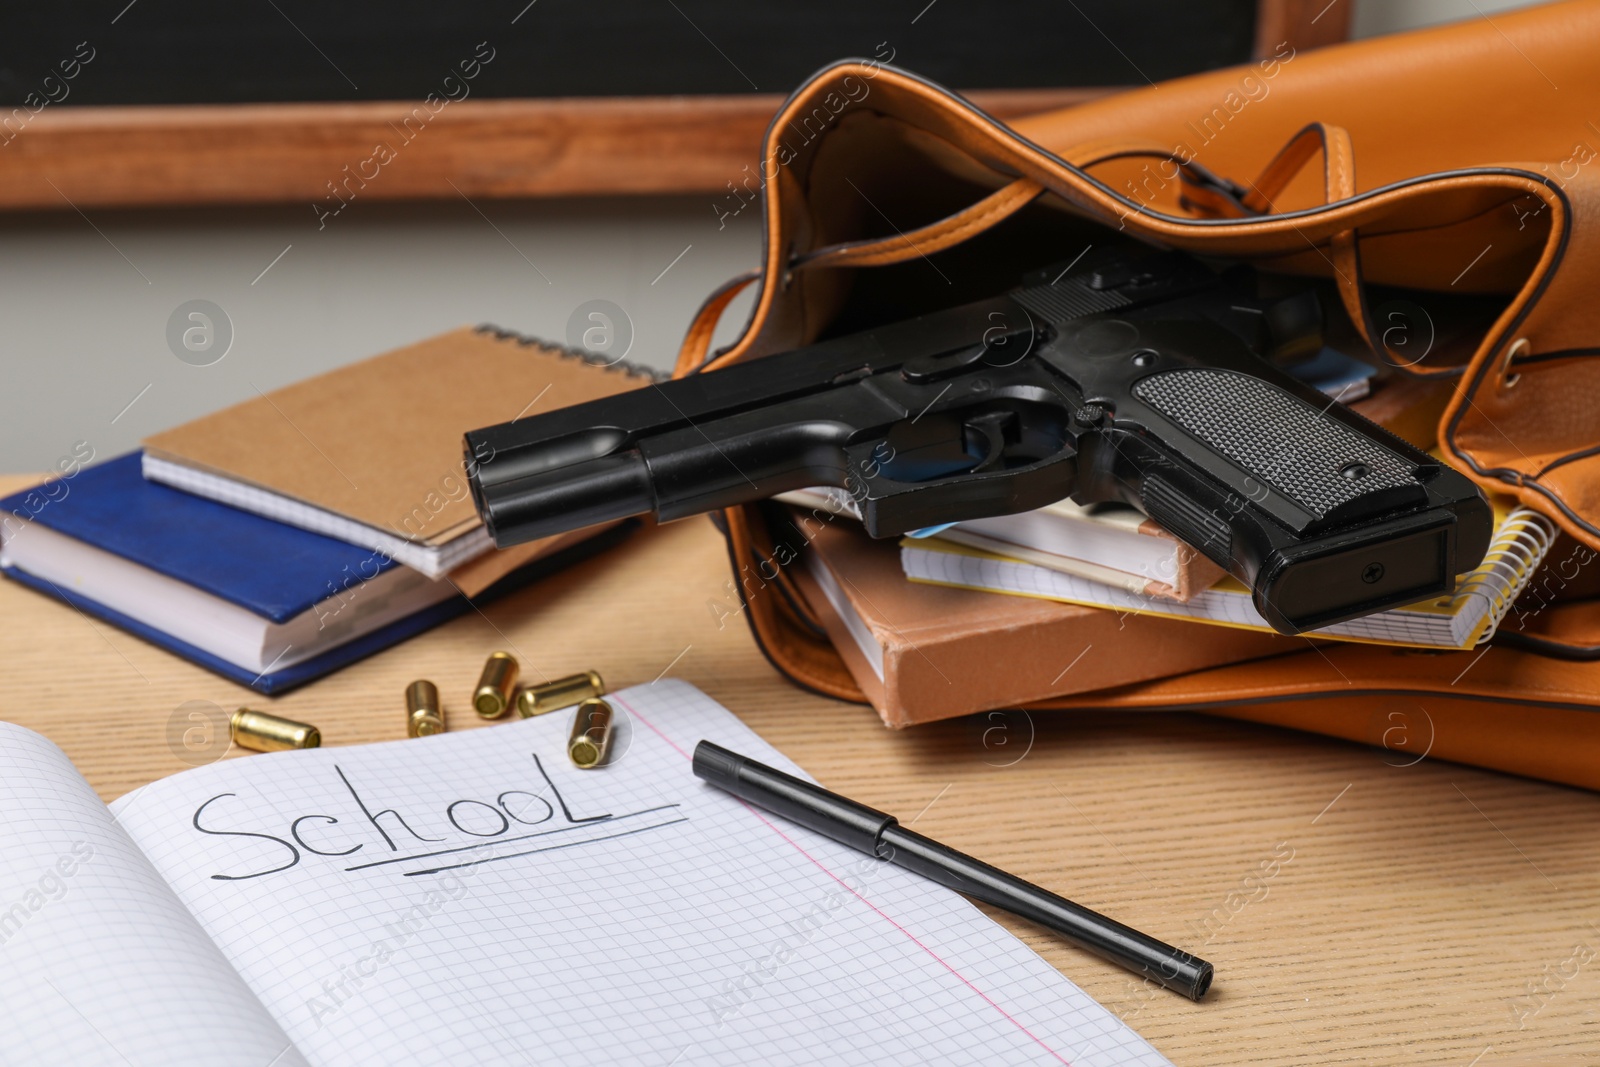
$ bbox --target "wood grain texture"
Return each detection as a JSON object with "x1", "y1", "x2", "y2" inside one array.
[
  {"x1": 0, "y1": 89, "x2": 1104, "y2": 212},
  {"x1": 0, "y1": 0, "x2": 1348, "y2": 213},
  {"x1": 0, "y1": 471, "x2": 1593, "y2": 1065}
]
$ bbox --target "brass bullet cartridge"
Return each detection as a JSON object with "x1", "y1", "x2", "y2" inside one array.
[
  {"x1": 230, "y1": 708, "x2": 320, "y2": 752},
  {"x1": 473, "y1": 651, "x2": 519, "y2": 719},
  {"x1": 516, "y1": 669, "x2": 606, "y2": 719},
  {"x1": 406, "y1": 680, "x2": 445, "y2": 737},
  {"x1": 567, "y1": 698, "x2": 614, "y2": 769}
]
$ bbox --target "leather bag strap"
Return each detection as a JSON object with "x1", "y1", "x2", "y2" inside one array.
[
  {"x1": 1236, "y1": 124, "x2": 1392, "y2": 372},
  {"x1": 673, "y1": 269, "x2": 761, "y2": 377},
  {"x1": 680, "y1": 124, "x2": 1458, "y2": 379},
  {"x1": 673, "y1": 177, "x2": 1045, "y2": 376},
  {"x1": 1075, "y1": 124, "x2": 1457, "y2": 377}
]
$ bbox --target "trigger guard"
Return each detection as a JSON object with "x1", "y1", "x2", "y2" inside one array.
[
  {"x1": 964, "y1": 417, "x2": 1008, "y2": 474},
  {"x1": 844, "y1": 445, "x2": 1079, "y2": 538}
]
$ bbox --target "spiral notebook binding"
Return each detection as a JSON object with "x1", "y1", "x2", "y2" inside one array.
[
  {"x1": 474, "y1": 324, "x2": 668, "y2": 382},
  {"x1": 1450, "y1": 507, "x2": 1558, "y2": 646}
]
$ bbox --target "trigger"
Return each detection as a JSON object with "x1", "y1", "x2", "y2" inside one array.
[{"x1": 963, "y1": 411, "x2": 1014, "y2": 474}]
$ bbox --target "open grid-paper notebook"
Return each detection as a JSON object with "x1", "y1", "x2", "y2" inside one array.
[{"x1": 0, "y1": 681, "x2": 1172, "y2": 1067}]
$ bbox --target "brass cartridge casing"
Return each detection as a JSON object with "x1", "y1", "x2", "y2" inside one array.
[
  {"x1": 473, "y1": 652, "x2": 520, "y2": 719},
  {"x1": 406, "y1": 680, "x2": 445, "y2": 737},
  {"x1": 516, "y1": 669, "x2": 606, "y2": 719},
  {"x1": 231, "y1": 708, "x2": 320, "y2": 752},
  {"x1": 567, "y1": 698, "x2": 614, "y2": 769}
]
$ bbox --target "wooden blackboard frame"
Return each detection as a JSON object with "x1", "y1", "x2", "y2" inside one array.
[{"x1": 0, "y1": 0, "x2": 1346, "y2": 212}]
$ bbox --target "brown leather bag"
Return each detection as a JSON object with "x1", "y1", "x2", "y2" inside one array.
[{"x1": 672, "y1": 1, "x2": 1600, "y2": 788}]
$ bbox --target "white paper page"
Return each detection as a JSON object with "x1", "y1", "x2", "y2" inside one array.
[
  {"x1": 0, "y1": 722, "x2": 306, "y2": 1067},
  {"x1": 112, "y1": 681, "x2": 1172, "y2": 1067},
  {"x1": 902, "y1": 543, "x2": 1468, "y2": 645}
]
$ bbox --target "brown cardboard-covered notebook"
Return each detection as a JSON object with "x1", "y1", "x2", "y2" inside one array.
[
  {"x1": 143, "y1": 327, "x2": 656, "y2": 594},
  {"x1": 790, "y1": 516, "x2": 1290, "y2": 727}
]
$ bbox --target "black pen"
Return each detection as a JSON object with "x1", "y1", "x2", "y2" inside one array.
[{"x1": 693, "y1": 740, "x2": 1214, "y2": 1001}]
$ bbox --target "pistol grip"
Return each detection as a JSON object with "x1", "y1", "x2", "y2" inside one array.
[{"x1": 1131, "y1": 367, "x2": 1427, "y2": 532}]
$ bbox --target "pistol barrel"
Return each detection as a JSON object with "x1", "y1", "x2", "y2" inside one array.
[{"x1": 471, "y1": 448, "x2": 655, "y2": 547}]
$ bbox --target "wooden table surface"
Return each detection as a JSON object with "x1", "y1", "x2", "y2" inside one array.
[{"x1": 2, "y1": 472, "x2": 1596, "y2": 1066}]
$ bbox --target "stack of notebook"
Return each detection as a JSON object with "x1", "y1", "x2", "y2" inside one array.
[
  {"x1": 902, "y1": 501, "x2": 1556, "y2": 651},
  {"x1": 140, "y1": 326, "x2": 658, "y2": 593},
  {"x1": 791, "y1": 495, "x2": 1555, "y2": 728},
  {"x1": 789, "y1": 516, "x2": 1287, "y2": 725},
  {"x1": 0, "y1": 327, "x2": 655, "y2": 692}
]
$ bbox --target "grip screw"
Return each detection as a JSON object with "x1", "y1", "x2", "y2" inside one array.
[
  {"x1": 1075, "y1": 404, "x2": 1107, "y2": 427},
  {"x1": 1362, "y1": 563, "x2": 1386, "y2": 584}
]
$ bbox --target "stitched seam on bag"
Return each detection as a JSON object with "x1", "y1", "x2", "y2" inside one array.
[
  {"x1": 1251, "y1": 128, "x2": 1319, "y2": 208},
  {"x1": 822, "y1": 198, "x2": 1026, "y2": 265},
  {"x1": 1179, "y1": 186, "x2": 1248, "y2": 219},
  {"x1": 695, "y1": 180, "x2": 1041, "y2": 375},
  {"x1": 682, "y1": 302, "x2": 721, "y2": 365},
  {"x1": 1436, "y1": 176, "x2": 1574, "y2": 522},
  {"x1": 1512, "y1": 346, "x2": 1600, "y2": 366},
  {"x1": 1510, "y1": 477, "x2": 1597, "y2": 537},
  {"x1": 1090, "y1": 164, "x2": 1548, "y2": 237},
  {"x1": 1448, "y1": 459, "x2": 1598, "y2": 539},
  {"x1": 1325, "y1": 127, "x2": 1356, "y2": 203},
  {"x1": 1330, "y1": 230, "x2": 1363, "y2": 318},
  {"x1": 1231, "y1": 194, "x2": 1536, "y2": 248},
  {"x1": 1533, "y1": 443, "x2": 1600, "y2": 479},
  {"x1": 1067, "y1": 141, "x2": 1175, "y2": 168},
  {"x1": 839, "y1": 181, "x2": 1031, "y2": 256}
]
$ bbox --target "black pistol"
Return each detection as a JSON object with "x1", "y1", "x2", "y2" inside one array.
[{"x1": 465, "y1": 250, "x2": 1492, "y2": 635}]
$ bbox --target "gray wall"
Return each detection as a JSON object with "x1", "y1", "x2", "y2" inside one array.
[
  {"x1": 1350, "y1": 0, "x2": 1541, "y2": 36},
  {"x1": 0, "y1": 0, "x2": 1551, "y2": 472},
  {"x1": 1, "y1": 197, "x2": 760, "y2": 474}
]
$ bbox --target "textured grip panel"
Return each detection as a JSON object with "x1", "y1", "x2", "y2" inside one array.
[{"x1": 1133, "y1": 368, "x2": 1413, "y2": 519}]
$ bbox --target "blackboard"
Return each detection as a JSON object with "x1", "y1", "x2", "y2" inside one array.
[{"x1": 3, "y1": 0, "x2": 1259, "y2": 106}]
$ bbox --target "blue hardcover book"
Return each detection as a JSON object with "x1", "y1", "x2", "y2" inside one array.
[{"x1": 0, "y1": 453, "x2": 625, "y2": 693}]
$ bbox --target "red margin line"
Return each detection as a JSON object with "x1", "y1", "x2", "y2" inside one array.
[{"x1": 614, "y1": 693, "x2": 1072, "y2": 1067}]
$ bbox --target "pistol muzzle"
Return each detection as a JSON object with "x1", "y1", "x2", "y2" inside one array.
[{"x1": 471, "y1": 448, "x2": 654, "y2": 546}]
